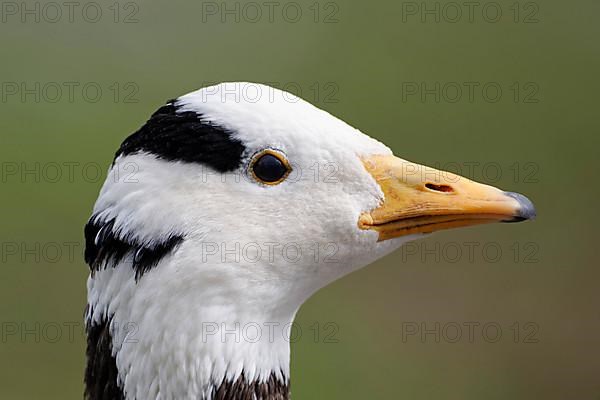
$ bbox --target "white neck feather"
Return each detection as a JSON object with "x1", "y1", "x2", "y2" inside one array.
[{"x1": 87, "y1": 255, "x2": 303, "y2": 399}]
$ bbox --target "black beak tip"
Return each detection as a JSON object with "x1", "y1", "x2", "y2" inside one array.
[{"x1": 503, "y1": 191, "x2": 537, "y2": 222}]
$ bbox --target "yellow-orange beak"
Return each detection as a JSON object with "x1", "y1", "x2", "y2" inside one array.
[{"x1": 359, "y1": 155, "x2": 536, "y2": 241}]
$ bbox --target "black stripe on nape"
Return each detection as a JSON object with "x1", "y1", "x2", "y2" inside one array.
[
  {"x1": 84, "y1": 217, "x2": 183, "y2": 281},
  {"x1": 84, "y1": 310, "x2": 125, "y2": 400},
  {"x1": 213, "y1": 371, "x2": 290, "y2": 400},
  {"x1": 114, "y1": 100, "x2": 246, "y2": 173}
]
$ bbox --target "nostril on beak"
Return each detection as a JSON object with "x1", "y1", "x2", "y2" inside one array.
[{"x1": 425, "y1": 183, "x2": 454, "y2": 193}]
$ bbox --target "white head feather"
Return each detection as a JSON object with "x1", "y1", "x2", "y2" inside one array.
[{"x1": 87, "y1": 82, "x2": 415, "y2": 399}]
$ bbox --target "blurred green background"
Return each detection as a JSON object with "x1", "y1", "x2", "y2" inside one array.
[{"x1": 1, "y1": 0, "x2": 599, "y2": 398}]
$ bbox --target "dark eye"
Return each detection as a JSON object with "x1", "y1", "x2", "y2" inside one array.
[{"x1": 250, "y1": 150, "x2": 291, "y2": 185}]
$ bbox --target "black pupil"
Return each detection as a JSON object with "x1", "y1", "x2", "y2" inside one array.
[{"x1": 253, "y1": 154, "x2": 288, "y2": 183}]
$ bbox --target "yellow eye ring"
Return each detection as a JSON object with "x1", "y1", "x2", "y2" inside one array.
[{"x1": 249, "y1": 149, "x2": 292, "y2": 185}]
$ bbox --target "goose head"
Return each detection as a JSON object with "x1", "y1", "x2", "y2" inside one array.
[{"x1": 84, "y1": 82, "x2": 535, "y2": 400}]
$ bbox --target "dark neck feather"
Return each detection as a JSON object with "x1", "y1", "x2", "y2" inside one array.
[
  {"x1": 213, "y1": 372, "x2": 290, "y2": 400},
  {"x1": 84, "y1": 314, "x2": 124, "y2": 400}
]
